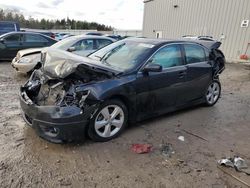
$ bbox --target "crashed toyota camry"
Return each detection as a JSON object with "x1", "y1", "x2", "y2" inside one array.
[{"x1": 20, "y1": 38, "x2": 225, "y2": 143}]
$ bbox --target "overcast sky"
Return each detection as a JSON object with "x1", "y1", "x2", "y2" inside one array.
[{"x1": 0, "y1": 0, "x2": 144, "y2": 30}]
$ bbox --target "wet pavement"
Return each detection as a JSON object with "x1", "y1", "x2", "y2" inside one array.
[{"x1": 0, "y1": 62, "x2": 250, "y2": 188}]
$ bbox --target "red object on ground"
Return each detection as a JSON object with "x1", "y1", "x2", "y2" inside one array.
[
  {"x1": 240, "y1": 54, "x2": 249, "y2": 60},
  {"x1": 131, "y1": 144, "x2": 153, "y2": 154}
]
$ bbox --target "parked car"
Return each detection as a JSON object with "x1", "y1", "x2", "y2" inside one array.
[
  {"x1": 55, "y1": 33, "x2": 68, "y2": 41},
  {"x1": 32, "y1": 31, "x2": 56, "y2": 39},
  {"x1": 0, "y1": 21, "x2": 20, "y2": 36},
  {"x1": 85, "y1": 32, "x2": 103, "y2": 36},
  {"x1": 20, "y1": 38, "x2": 225, "y2": 143},
  {"x1": 61, "y1": 34, "x2": 74, "y2": 40},
  {"x1": 105, "y1": 34, "x2": 122, "y2": 41},
  {"x1": 0, "y1": 32, "x2": 57, "y2": 60},
  {"x1": 11, "y1": 35, "x2": 115, "y2": 74}
]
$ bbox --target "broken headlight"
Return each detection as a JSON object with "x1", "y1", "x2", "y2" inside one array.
[{"x1": 63, "y1": 89, "x2": 90, "y2": 108}]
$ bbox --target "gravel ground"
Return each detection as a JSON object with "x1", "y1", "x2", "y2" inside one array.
[{"x1": 0, "y1": 61, "x2": 250, "y2": 188}]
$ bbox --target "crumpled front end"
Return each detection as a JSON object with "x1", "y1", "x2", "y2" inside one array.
[{"x1": 20, "y1": 69, "x2": 103, "y2": 143}]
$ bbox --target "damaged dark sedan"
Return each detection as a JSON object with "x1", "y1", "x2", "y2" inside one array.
[{"x1": 20, "y1": 38, "x2": 225, "y2": 143}]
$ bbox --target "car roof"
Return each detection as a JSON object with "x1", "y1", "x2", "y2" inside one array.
[
  {"x1": 1, "y1": 31, "x2": 49, "y2": 35},
  {"x1": 123, "y1": 38, "x2": 221, "y2": 50},
  {"x1": 70, "y1": 34, "x2": 116, "y2": 41},
  {"x1": 0, "y1": 31, "x2": 56, "y2": 41}
]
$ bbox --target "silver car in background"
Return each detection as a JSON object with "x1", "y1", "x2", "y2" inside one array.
[{"x1": 11, "y1": 35, "x2": 115, "y2": 74}]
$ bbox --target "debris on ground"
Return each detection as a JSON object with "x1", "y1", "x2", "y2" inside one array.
[
  {"x1": 234, "y1": 157, "x2": 248, "y2": 171},
  {"x1": 161, "y1": 143, "x2": 175, "y2": 158},
  {"x1": 217, "y1": 165, "x2": 250, "y2": 187},
  {"x1": 218, "y1": 158, "x2": 234, "y2": 168},
  {"x1": 218, "y1": 156, "x2": 250, "y2": 175},
  {"x1": 181, "y1": 129, "x2": 208, "y2": 142},
  {"x1": 131, "y1": 144, "x2": 153, "y2": 154},
  {"x1": 15, "y1": 138, "x2": 25, "y2": 142},
  {"x1": 178, "y1": 136, "x2": 185, "y2": 142}
]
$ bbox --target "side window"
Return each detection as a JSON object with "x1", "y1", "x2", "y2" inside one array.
[
  {"x1": 150, "y1": 45, "x2": 183, "y2": 68},
  {"x1": 184, "y1": 44, "x2": 206, "y2": 64},
  {"x1": 72, "y1": 39, "x2": 94, "y2": 51},
  {"x1": 25, "y1": 34, "x2": 48, "y2": 42},
  {"x1": 4, "y1": 34, "x2": 21, "y2": 42},
  {"x1": 97, "y1": 39, "x2": 112, "y2": 49}
]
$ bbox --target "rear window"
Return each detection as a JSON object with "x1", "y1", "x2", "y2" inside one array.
[{"x1": 184, "y1": 44, "x2": 206, "y2": 64}]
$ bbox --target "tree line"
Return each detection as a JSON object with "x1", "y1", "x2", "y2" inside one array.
[{"x1": 0, "y1": 9, "x2": 113, "y2": 31}]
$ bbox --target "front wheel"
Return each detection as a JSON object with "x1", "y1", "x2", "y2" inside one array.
[
  {"x1": 205, "y1": 80, "x2": 221, "y2": 106},
  {"x1": 88, "y1": 99, "x2": 128, "y2": 142}
]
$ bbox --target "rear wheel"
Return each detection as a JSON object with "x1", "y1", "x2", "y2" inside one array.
[
  {"x1": 205, "y1": 80, "x2": 221, "y2": 106},
  {"x1": 88, "y1": 99, "x2": 128, "y2": 142}
]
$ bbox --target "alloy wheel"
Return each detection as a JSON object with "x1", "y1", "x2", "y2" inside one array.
[
  {"x1": 94, "y1": 105, "x2": 125, "y2": 138},
  {"x1": 206, "y1": 82, "x2": 220, "y2": 105}
]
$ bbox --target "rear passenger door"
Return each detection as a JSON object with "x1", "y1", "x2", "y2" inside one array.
[{"x1": 183, "y1": 44, "x2": 212, "y2": 102}]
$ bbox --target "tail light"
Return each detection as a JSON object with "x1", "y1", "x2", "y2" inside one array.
[{"x1": 50, "y1": 33, "x2": 55, "y2": 39}]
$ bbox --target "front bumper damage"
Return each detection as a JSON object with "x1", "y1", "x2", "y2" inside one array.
[{"x1": 20, "y1": 87, "x2": 99, "y2": 143}]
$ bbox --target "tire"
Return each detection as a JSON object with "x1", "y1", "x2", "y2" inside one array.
[
  {"x1": 205, "y1": 80, "x2": 221, "y2": 106},
  {"x1": 88, "y1": 99, "x2": 128, "y2": 142}
]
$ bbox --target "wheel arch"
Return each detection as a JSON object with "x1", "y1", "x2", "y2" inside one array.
[{"x1": 106, "y1": 94, "x2": 136, "y2": 123}]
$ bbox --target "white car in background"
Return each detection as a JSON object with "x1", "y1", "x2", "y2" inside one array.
[
  {"x1": 11, "y1": 35, "x2": 115, "y2": 74},
  {"x1": 55, "y1": 33, "x2": 68, "y2": 40}
]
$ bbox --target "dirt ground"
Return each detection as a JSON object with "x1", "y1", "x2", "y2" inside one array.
[{"x1": 0, "y1": 62, "x2": 250, "y2": 188}]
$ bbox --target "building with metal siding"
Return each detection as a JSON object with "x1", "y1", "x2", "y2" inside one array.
[{"x1": 142, "y1": 0, "x2": 250, "y2": 61}]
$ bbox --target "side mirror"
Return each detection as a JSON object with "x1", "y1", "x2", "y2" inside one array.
[
  {"x1": 67, "y1": 47, "x2": 76, "y2": 52},
  {"x1": 143, "y1": 63, "x2": 163, "y2": 73}
]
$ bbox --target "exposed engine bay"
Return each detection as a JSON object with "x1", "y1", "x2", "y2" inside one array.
[{"x1": 24, "y1": 67, "x2": 112, "y2": 108}]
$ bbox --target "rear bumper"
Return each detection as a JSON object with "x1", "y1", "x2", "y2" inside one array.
[{"x1": 20, "y1": 87, "x2": 98, "y2": 143}]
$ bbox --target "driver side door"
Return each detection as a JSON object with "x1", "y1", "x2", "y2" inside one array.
[{"x1": 136, "y1": 44, "x2": 187, "y2": 119}]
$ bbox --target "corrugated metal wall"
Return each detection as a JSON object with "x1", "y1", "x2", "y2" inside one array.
[{"x1": 143, "y1": 0, "x2": 250, "y2": 60}]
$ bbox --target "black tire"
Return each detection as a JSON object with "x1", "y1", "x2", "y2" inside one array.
[
  {"x1": 204, "y1": 80, "x2": 221, "y2": 106},
  {"x1": 88, "y1": 99, "x2": 128, "y2": 142}
]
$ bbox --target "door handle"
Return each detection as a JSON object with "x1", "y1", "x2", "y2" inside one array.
[{"x1": 178, "y1": 71, "x2": 186, "y2": 78}]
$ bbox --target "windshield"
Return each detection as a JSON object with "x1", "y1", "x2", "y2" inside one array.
[
  {"x1": 51, "y1": 37, "x2": 77, "y2": 50},
  {"x1": 89, "y1": 40, "x2": 154, "y2": 71}
]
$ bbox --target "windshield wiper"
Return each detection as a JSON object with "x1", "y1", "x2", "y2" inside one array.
[
  {"x1": 101, "y1": 59, "x2": 112, "y2": 66},
  {"x1": 94, "y1": 55, "x2": 102, "y2": 60}
]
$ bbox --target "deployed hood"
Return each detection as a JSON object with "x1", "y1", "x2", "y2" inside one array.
[
  {"x1": 42, "y1": 49, "x2": 121, "y2": 79},
  {"x1": 18, "y1": 48, "x2": 44, "y2": 57}
]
